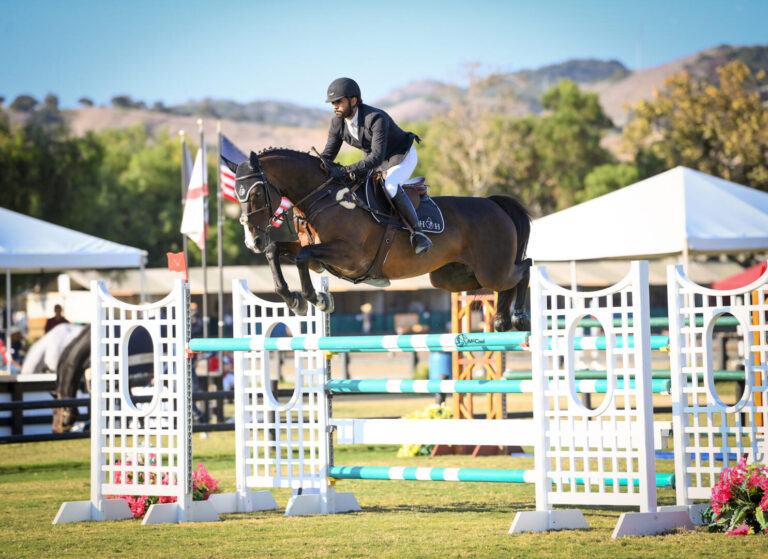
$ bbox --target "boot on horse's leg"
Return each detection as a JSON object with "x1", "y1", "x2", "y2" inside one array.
[{"x1": 391, "y1": 186, "x2": 432, "y2": 255}]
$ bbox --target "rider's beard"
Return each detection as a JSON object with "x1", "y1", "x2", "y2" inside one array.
[{"x1": 336, "y1": 102, "x2": 354, "y2": 119}]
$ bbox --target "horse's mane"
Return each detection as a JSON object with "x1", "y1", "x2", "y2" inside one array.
[{"x1": 257, "y1": 147, "x2": 318, "y2": 162}]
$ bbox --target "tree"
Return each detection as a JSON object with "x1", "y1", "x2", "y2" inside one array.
[
  {"x1": 111, "y1": 95, "x2": 135, "y2": 109},
  {"x1": 10, "y1": 94, "x2": 38, "y2": 112},
  {"x1": 415, "y1": 70, "x2": 527, "y2": 198},
  {"x1": 532, "y1": 80, "x2": 615, "y2": 212},
  {"x1": 623, "y1": 61, "x2": 768, "y2": 191},
  {"x1": 580, "y1": 163, "x2": 639, "y2": 202},
  {"x1": 78, "y1": 97, "x2": 94, "y2": 107}
]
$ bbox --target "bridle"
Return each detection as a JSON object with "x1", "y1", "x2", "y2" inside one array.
[
  {"x1": 235, "y1": 154, "x2": 339, "y2": 239},
  {"x1": 235, "y1": 159, "x2": 284, "y2": 238}
]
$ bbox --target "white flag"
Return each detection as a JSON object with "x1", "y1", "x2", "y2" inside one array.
[{"x1": 180, "y1": 149, "x2": 208, "y2": 250}]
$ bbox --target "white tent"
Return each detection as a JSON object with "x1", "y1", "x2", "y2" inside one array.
[
  {"x1": 1, "y1": 207, "x2": 147, "y2": 373},
  {"x1": 527, "y1": 166, "x2": 768, "y2": 262}
]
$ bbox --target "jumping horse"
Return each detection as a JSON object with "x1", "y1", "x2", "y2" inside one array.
[{"x1": 231, "y1": 148, "x2": 532, "y2": 332}]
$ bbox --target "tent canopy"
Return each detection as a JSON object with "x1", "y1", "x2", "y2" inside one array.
[
  {"x1": 526, "y1": 166, "x2": 768, "y2": 262},
  {"x1": 0, "y1": 207, "x2": 146, "y2": 271}
]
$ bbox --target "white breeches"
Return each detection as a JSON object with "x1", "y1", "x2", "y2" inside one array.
[{"x1": 384, "y1": 145, "x2": 417, "y2": 197}]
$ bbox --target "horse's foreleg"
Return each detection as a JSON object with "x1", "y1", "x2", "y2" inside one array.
[
  {"x1": 295, "y1": 245, "x2": 337, "y2": 313},
  {"x1": 266, "y1": 242, "x2": 307, "y2": 316}
]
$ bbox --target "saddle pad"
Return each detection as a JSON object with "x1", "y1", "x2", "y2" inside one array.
[{"x1": 362, "y1": 177, "x2": 445, "y2": 234}]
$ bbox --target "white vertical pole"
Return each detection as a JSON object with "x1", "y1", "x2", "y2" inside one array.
[
  {"x1": 232, "y1": 280, "x2": 249, "y2": 511},
  {"x1": 631, "y1": 260, "x2": 657, "y2": 512},
  {"x1": 667, "y1": 264, "x2": 690, "y2": 506},
  {"x1": 530, "y1": 266, "x2": 550, "y2": 512},
  {"x1": 90, "y1": 281, "x2": 106, "y2": 519},
  {"x1": 5, "y1": 269, "x2": 10, "y2": 374}
]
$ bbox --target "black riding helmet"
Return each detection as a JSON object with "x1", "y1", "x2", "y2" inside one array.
[{"x1": 325, "y1": 77, "x2": 361, "y2": 103}]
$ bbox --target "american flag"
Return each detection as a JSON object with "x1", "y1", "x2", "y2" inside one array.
[{"x1": 220, "y1": 134, "x2": 247, "y2": 203}]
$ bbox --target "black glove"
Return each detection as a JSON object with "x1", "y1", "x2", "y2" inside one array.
[{"x1": 329, "y1": 164, "x2": 347, "y2": 179}]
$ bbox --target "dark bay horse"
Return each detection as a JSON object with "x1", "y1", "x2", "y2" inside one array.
[{"x1": 233, "y1": 148, "x2": 532, "y2": 332}]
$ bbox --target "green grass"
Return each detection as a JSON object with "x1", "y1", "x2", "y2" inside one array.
[{"x1": 0, "y1": 393, "x2": 762, "y2": 559}]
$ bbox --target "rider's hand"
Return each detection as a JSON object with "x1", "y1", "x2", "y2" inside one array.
[{"x1": 329, "y1": 164, "x2": 347, "y2": 179}]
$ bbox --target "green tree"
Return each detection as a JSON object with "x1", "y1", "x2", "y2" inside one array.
[
  {"x1": 10, "y1": 94, "x2": 38, "y2": 112},
  {"x1": 580, "y1": 163, "x2": 639, "y2": 202},
  {"x1": 0, "y1": 106, "x2": 103, "y2": 228},
  {"x1": 532, "y1": 80, "x2": 615, "y2": 212},
  {"x1": 111, "y1": 95, "x2": 135, "y2": 109},
  {"x1": 415, "y1": 71, "x2": 527, "y2": 198},
  {"x1": 623, "y1": 61, "x2": 768, "y2": 190}
]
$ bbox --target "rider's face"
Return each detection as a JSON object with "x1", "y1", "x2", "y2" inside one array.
[{"x1": 332, "y1": 97, "x2": 357, "y2": 119}]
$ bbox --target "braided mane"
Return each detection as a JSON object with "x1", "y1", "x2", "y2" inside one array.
[{"x1": 257, "y1": 147, "x2": 317, "y2": 160}]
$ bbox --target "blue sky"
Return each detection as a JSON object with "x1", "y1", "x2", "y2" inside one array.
[{"x1": 1, "y1": 0, "x2": 766, "y2": 110}]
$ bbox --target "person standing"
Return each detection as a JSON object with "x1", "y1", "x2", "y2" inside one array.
[{"x1": 45, "y1": 304, "x2": 69, "y2": 333}]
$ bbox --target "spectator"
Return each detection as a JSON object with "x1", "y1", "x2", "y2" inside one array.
[
  {"x1": 45, "y1": 304, "x2": 69, "y2": 333},
  {"x1": 10, "y1": 327, "x2": 26, "y2": 364}
]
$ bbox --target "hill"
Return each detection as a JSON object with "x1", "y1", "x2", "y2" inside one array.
[
  {"x1": 8, "y1": 44, "x2": 767, "y2": 151},
  {"x1": 63, "y1": 106, "x2": 329, "y2": 154}
]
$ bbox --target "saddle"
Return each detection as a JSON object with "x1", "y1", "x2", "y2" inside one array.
[{"x1": 361, "y1": 171, "x2": 445, "y2": 234}]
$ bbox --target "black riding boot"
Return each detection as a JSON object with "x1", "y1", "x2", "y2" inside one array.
[{"x1": 391, "y1": 186, "x2": 433, "y2": 255}]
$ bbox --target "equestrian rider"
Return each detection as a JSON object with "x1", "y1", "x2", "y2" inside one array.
[{"x1": 321, "y1": 77, "x2": 433, "y2": 255}]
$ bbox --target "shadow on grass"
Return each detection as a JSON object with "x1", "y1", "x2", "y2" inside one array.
[{"x1": 359, "y1": 500, "x2": 534, "y2": 514}]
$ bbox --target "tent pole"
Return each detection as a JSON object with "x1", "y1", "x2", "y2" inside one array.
[
  {"x1": 5, "y1": 269, "x2": 10, "y2": 374},
  {"x1": 140, "y1": 254, "x2": 147, "y2": 304},
  {"x1": 570, "y1": 260, "x2": 577, "y2": 291}
]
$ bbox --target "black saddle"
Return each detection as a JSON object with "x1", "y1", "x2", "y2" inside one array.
[{"x1": 359, "y1": 172, "x2": 445, "y2": 234}]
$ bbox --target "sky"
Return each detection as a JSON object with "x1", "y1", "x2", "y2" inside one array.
[{"x1": 1, "y1": 0, "x2": 767, "y2": 110}]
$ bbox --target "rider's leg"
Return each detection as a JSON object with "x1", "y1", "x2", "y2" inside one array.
[{"x1": 385, "y1": 147, "x2": 433, "y2": 255}]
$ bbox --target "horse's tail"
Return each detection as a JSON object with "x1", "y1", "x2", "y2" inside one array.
[{"x1": 488, "y1": 195, "x2": 531, "y2": 264}]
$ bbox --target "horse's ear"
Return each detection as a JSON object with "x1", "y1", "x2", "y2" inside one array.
[
  {"x1": 222, "y1": 157, "x2": 238, "y2": 174},
  {"x1": 249, "y1": 151, "x2": 259, "y2": 168}
]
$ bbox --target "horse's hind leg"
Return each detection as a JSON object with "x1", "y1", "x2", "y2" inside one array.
[
  {"x1": 492, "y1": 258, "x2": 532, "y2": 332},
  {"x1": 510, "y1": 258, "x2": 532, "y2": 331}
]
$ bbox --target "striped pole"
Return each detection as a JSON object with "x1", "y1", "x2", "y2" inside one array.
[
  {"x1": 328, "y1": 466, "x2": 675, "y2": 487},
  {"x1": 189, "y1": 333, "x2": 669, "y2": 353},
  {"x1": 503, "y1": 369, "x2": 745, "y2": 382},
  {"x1": 190, "y1": 332, "x2": 530, "y2": 353},
  {"x1": 327, "y1": 378, "x2": 671, "y2": 394}
]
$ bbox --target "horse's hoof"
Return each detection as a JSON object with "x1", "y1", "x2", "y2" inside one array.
[
  {"x1": 315, "y1": 292, "x2": 334, "y2": 314},
  {"x1": 510, "y1": 311, "x2": 530, "y2": 332},
  {"x1": 290, "y1": 293, "x2": 308, "y2": 316},
  {"x1": 494, "y1": 314, "x2": 512, "y2": 332}
]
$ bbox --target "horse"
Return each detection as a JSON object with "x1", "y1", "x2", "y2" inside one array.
[{"x1": 232, "y1": 148, "x2": 532, "y2": 332}]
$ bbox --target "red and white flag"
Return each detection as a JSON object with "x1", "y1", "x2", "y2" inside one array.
[{"x1": 180, "y1": 149, "x2": 208, "y2": 250}]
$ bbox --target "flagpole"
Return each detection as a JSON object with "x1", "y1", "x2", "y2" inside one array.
[
  {"x1": 217, "y1": 121, "x2": 224, "y2": 344},
  {"x1": 179, "y1": 131, "x2": 189, "y2": 268},
  {"x1": 216, "y1": 121, "x2": 225, "y2": 424},
  {"x1": 198, "y1": 119, "x2": 209, "y2": 342}
]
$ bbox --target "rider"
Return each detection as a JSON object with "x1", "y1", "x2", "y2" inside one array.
[{"x1": 321, "y1": 77, "x2": 433, "y2": 255}]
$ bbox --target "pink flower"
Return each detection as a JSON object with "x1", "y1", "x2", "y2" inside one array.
[
  {"x1": 711, "y1": 502, "x2": 722, "y2": 517},
  {"x1": 760, "y1": 493, "x2": 768, "y2": 513},
  {"x1": 727, "y1": 524, "x2": 752, "y2": 536}
]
